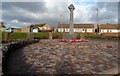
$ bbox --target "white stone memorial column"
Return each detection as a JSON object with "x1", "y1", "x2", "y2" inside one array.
[{"x1": 68, "y1": 4, "x2": 75, "y2": 34}]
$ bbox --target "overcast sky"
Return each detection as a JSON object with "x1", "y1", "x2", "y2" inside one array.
[{"x1": 1, "y1": 0, "x2": 118, "y2": 28}]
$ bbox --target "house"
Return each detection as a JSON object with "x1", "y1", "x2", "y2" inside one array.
[
  {"x1": 30, "y1": 23, "x2": 51, "y2": 33},
  {"x1": 21, "y1": 27, "x2": 30, "y2": 33},
  {"x1": 4, "y1": 28, "x2": 14, "y2": 32},
  {"x1": 56, "y1": 24, "x2": 95, "y2": 34},
  {"x1": 98, "y1": 24, "x2": 120, "y2": 36},
  {"x1": 0, "y1": 27, "x2": 7, "y2": 31},
  {"x1": 13, "y1": 28, "x2": 21, "y2": 32}
]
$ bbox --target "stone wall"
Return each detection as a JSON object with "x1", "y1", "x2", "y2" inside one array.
[{"x1": 1, "y1": 39, "x2": 39, "y2": 74}]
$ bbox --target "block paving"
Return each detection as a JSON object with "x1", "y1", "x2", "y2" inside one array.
[{"x1": 6, "y1": 39, "x2": 119, "y2": 74}]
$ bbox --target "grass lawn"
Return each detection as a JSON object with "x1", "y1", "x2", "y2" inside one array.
[
  {"x1": 52, "y1": 33, "x2": 62, "y2": 39},
  {"x1": 10, "y1": 32, "x2": 27, "y2": 40},
  {"x1": 0, "y1": 31, "x2": 5, "y2": 40},
  {"x1": 1, "y1": 32, "x2": 28, "y2": 40},
  {"x1": 76, "y1": 34, "x2": 120, "y2": 38},
  {"x1": 1, "y1": 31, "x2": 119, "y2": 41},
  {"x1": 34, "y1": 32, "x2": 49, "y2": 39}
]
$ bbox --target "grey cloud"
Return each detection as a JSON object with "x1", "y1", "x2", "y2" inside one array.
[
  {"x1": 88, "y1": 2, "x2": 118, "y2": 24},
  {"x1": 2, "y1": 2, "x2": 118, "y2": 28},
  {"x1": 2, "y1": 2, "x2": 47, "y2": 13}
]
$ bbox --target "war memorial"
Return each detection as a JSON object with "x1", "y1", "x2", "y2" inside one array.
[{"x1": 1, "y1": 4, "x2": 119, "y2": 75}]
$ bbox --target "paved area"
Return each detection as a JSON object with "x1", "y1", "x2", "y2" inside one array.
[{"x1": 4, "y1": 39, "x2": 119, "y2": 74}]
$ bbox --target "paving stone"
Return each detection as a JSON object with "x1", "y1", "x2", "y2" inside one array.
[{"x1": 6, "y1": 39, "x2": 119, "y2": 74}]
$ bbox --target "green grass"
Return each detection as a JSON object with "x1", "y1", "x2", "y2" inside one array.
[
  {"x1": 10, "y1": 32, "x2": 27, "y2": 40},
  {"x1": 1, "y1": 32, "x2": 27, "y2": 40},
  {"x1": 102, "y1": 35, "x2": 120, "y2": 38},
  {"x1": 34, "y1": 32, "x2": 49, "y2": 39},
  {"x1": 76, "y1": 34, "x2": 120, "y2": 38},
  {"x1": 52, "y1": 33, "x2": 62, "y2": 39},
  {"x1": 84, "y1": 35, "x2": 101, "y2": 38},
  {"x1": 34, "y1": 33, "x2": 63, "y2": 39},
  {"x1": 1, "y1": 31, "x2": 119, "y2": 40},
  {"x1": 1, "y1": 32, "x2": 63, "y2": 40},
  {"x1": 0, "y1": 31, "x2": 5, "y2": 40}
]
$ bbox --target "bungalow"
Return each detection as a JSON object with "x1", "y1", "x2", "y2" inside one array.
[
  {"x1": 98, "y1": 24, "x2": 120, "y2": 36},
  {"x1": 21, "y1": 27, "x2": 30, "y2": 33},
  {"x1": 30, "y1": 23, "x2": 51, "y2": 33},
  {"x1": 13, "y1": 28, "x2": 21, "y2": 32},
  {"x1": 56, "y1": 24, "x2": 95, "y2": 34}
]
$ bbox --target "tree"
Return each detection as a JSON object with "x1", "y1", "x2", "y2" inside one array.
[{"x1": 0, "y1": 21, "x2": 6, "y2": 28}]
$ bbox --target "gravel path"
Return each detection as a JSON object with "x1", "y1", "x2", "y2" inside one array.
[{"x1": 4, "y1": 39, "x2": 119, "y2": 74}]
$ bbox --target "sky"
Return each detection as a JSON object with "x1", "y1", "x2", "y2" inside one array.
[{"x1": 1, "y1": 0, "x2": 119, "y2": 28}]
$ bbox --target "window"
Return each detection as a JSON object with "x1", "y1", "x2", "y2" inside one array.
[
  {"x1": 109, "y1": 30, "x2": 119, "y2": 33},
  {"x1": 79, "y1": 29, "x2": 82, "y2": 32},
  {"x1": 58, "y1": 29, "x2": 61, "y2": 32},
  {"x1": 101, "y1": 29, "x2": 107, "y2": 33},
  {"x1": 44, "y1": 27, "x2": 46, "y2": 29},
  {"x1": 74, "y1": 29, "x2": 79, "y2": 32},
  {"x1": 32, "y1": 28, "x2": 38, "y2": 33},
  {"x1": 82, "y1": 29, "x2": 85, "y2": 32},
  {"x1": 109, "y1": 30, "x2": 112, "y2": 32},
  {"x1": 58, "y1": 28, "x2": 63, "y2": 32},
  {"x1": 87, "y1": 29, "x2": 92, "y2": 32},
  {"x1": 65, "y1": 29, "x2": 69, "y2": 32}
]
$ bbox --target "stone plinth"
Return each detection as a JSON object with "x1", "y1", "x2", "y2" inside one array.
[{"x1": 63, "y1": 34, "x2": 76, "y2": 40}]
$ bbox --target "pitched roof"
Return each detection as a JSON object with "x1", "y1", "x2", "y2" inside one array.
[
  {"x1": 57, "y1": 24, "x2": 94, "y2": 28},
  {"x1": 99, "y1": 24, "x2": 120, "y2": 29},
  {"x1": 30, "y1": 24, "x2": 47, "y2": 28}
]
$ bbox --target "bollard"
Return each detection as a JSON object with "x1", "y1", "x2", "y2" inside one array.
[
  {"x1": 5, "y1": 32, "x2": 11, "y2": 41},
  {"x1": 49, "y1": 32, "x2": 52, "y2": 39},
  {"x1": 27, "y1": 32, "x2": 34, "y2": 39}
]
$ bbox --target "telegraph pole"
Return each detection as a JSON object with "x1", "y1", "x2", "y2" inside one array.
[
  {"x1": 60, "y1": 14, "x2": 62, "y2": 34},
  {"x1": 96, "y1": 8, "x2": 99, "y2": 34}
]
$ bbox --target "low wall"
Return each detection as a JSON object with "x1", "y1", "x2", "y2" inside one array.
[{"x1": 1, "y1": 39, "x2": 39, "y2": 74}]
